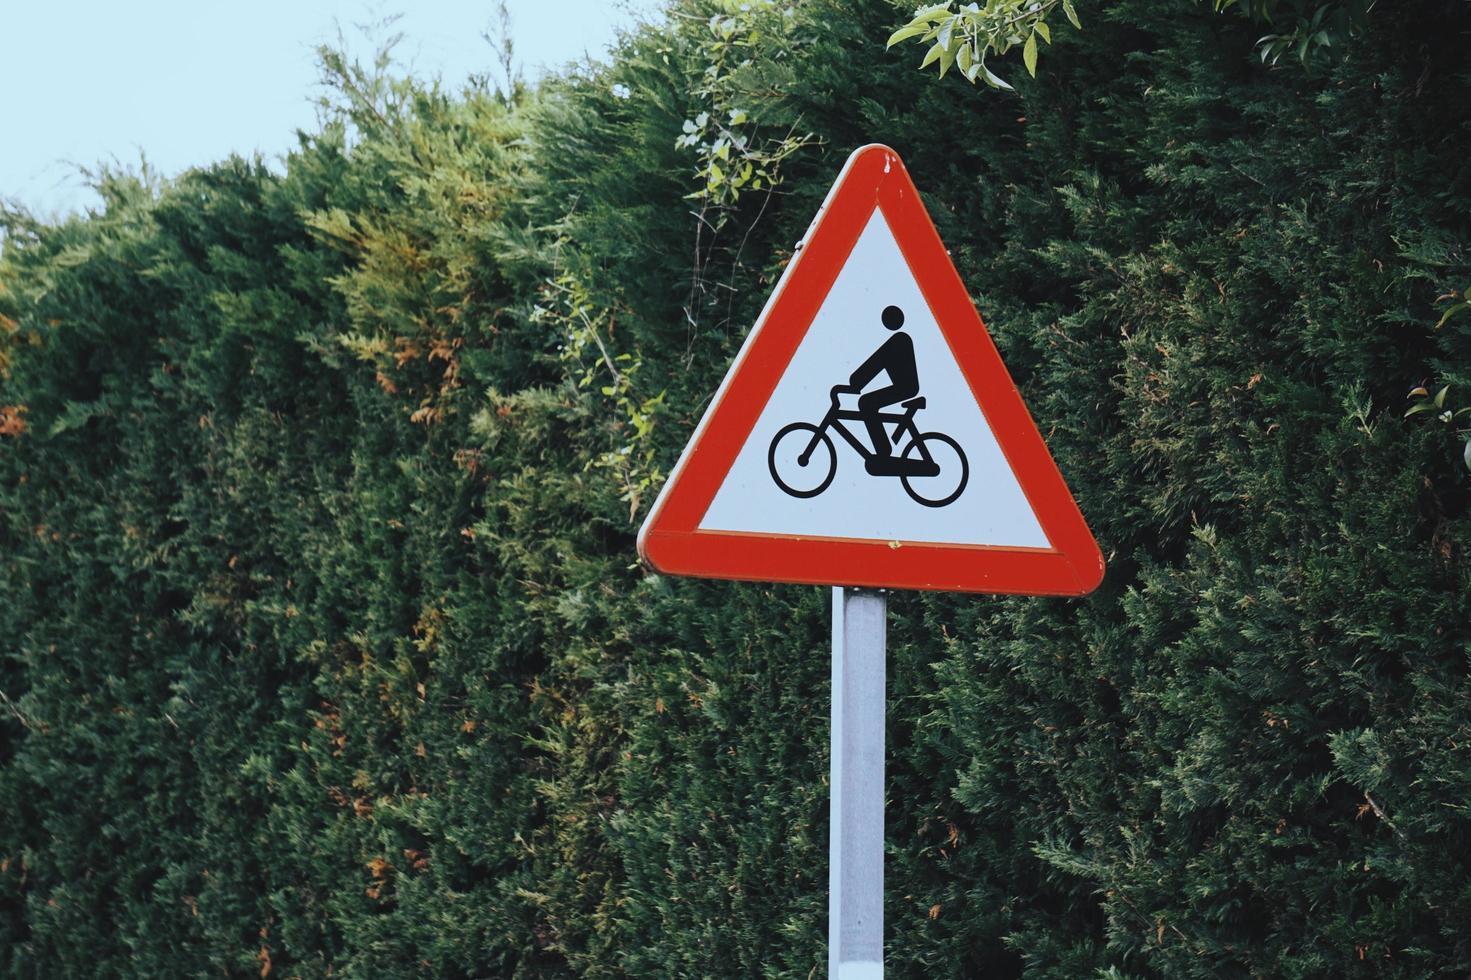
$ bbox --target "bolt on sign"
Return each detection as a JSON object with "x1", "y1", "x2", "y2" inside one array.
[{"x1": 638, "y1": 144, "x2": 1103, "y2": 595}]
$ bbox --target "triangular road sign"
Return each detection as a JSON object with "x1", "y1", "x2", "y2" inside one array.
[{"x1": 637, "y1": 144, "x2": 1104, "y2": 595}]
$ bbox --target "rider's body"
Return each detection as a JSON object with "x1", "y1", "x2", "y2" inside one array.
[
  {"x1": 767, "y1": 301, "x2": 964, "y2": 504},
  {"x1": 843, "y1": 305, "x2": 918, "y2": 473}
]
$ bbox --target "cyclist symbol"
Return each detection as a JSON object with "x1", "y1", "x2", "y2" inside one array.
[{"x1": 766, "y1": 305, "x2": 970, "y2": 508}]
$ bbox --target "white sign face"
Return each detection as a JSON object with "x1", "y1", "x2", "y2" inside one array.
[{"x1": 698, "y1": 209, "x2": 1051, "y2": 549}]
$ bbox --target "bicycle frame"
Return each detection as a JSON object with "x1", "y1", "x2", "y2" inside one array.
[{"x1": 798, "y1": 391, "x2": 932, "y2": 467}]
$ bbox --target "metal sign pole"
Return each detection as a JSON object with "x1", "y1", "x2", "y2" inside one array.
[{"x1": 829, "y1": 586, "x2": 886, "y2": 979}]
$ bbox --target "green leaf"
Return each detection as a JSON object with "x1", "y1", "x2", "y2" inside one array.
[
  {"x1": 1036, "y1": 20, "x2": 1051, "y2": 45},
  {"x1": 920, "y1": 42, "x2": 944, "y2": 70},
  {"x1": 982, "y1": 67, "x2": 1014, "y2": 91},
  {"x1": 1062, "y1": 0, "x2": 1082, "y2": 30},
  {"x1": 938, "y1": 39, "x2": 957, "y2": 78},
  {"x1": 911, "y1": 2, "x2": 954, "y2": 21},
  {"x1": 886, "y1": 22, "x2": 932, "y2": 48},
  {"x1": 1435, "y1": 303, "x2": 1469, "y2": 329},
  {"x1": 1023, "y1": 33, "x2": 1038, "y2": 77},
  {"x1": 1435, "y1": 385, "x2": 1450, "y2": 408}
]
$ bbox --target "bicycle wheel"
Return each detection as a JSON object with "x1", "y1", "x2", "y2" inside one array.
[
  {"x1": 768, "y1": 422, "x2": 837, "y2": 498},
  {"x1": 900, "y1": 432, "x2": 968, "y2": 507}
]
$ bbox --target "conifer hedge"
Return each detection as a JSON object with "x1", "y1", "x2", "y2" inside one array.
[{"x1": 3, "y1": 1, "x2": 1470, "y2": 976}]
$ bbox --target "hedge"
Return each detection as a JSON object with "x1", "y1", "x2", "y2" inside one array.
[{"x1": 2, "y1": 0, "x2": 1469, "y2": 975}]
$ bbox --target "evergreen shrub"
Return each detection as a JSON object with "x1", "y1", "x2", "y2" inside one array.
[{"x1": 2, "y1": 1, "x2": 1469, "y2": 975}]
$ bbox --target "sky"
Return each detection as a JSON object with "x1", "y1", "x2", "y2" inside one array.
[{"x1": 0, "y1": 0, "x2": 661, "y2": 218}]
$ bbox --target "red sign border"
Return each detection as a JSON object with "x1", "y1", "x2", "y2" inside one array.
[{"x1": 637, "y1": 144, "x2": 1104, "y2": 596}]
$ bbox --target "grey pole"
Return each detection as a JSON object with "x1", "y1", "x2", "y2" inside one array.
[{"x1": 829, "y1": 586, "x2": 886, "y2": 980}]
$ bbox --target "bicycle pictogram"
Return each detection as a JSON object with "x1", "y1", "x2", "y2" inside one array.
[{"x1": 766, "y1": 305, "x2": 969, "y2": 508}]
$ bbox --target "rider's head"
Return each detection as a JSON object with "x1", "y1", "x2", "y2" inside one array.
[{"x1": 881, "y1": 305, "x2": 905, "y2": 331}]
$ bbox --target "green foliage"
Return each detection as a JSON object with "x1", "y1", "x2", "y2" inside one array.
[
  {"x1": 1207, "y1": 0, "x2": 1376, "y2": 64},
  {"x1": 3, "y1": 0, "x2": 1470, "y2": 976},
  {"x1": 886, "y1": 0, "x2": 1078, "y2": 89},
  {"x1": 889, "y1": 0, "x2": 1377, "y2": 86},
  {"x1": 1403, "y1": 383, "x2": 1471, "y2": 473},
  {"x1": 673, "y1": 1, "x2": 817, "y2": 209}
]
